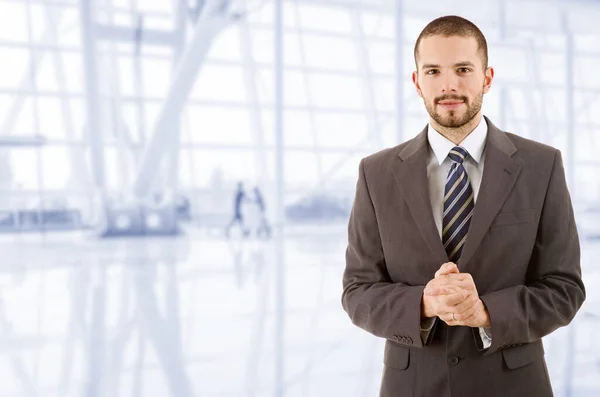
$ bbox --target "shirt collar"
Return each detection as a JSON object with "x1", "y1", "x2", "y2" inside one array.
[{"x1": 427, "y1": 116, "x2": 487, "y2": 165}]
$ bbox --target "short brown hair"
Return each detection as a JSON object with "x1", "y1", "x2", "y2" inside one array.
[{"x1": 414, "y1": 15, "x2": 488, "y2": 70}]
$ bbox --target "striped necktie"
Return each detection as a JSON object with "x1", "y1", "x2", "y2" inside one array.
[{"x1": 442, "y1": 146, "x2": 475, "y2": 262}]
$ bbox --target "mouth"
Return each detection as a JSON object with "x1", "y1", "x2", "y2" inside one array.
[{"x1": 437, "y1": 100, "x2": 464, "y2": 110}]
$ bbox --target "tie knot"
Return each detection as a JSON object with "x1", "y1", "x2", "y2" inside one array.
[{"x1": 448, "y1": 147, "x2": 469, "y2": 164}]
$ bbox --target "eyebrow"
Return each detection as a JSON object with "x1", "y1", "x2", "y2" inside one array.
[{"x1": 422, "y1": 62, "x2": 475, "y2": 69}]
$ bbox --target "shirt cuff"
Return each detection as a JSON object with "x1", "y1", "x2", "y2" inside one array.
[
  {"x1": 479, "y1": 327, "x2": 492, "y2": 349},
  {"x1": 420, "y1": 316, "x2": 436, "y2": 332}
]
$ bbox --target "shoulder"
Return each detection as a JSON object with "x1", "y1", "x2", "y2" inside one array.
[
  {"x1": 505, "y1": 132, "x2": 558, "y2": 156},
  {"x1": 503, "y1": 132, "x2": 559, "y2": 167},
  {"x1": 360, "y1": 139, "x2": 416, "y2": 174}
]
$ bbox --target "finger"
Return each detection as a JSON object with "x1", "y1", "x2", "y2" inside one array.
[
  {"x1": 450, "y1": 297, "x2": 480, "y2": 322},
  {"x1": 425, "y1": 275, "x2": 470, "y2": 294},
  {"x1": 434, "y1": 262, "x2": 449, "y2": 278},
  {"x1": 434, "y1": 262, "x2": 459, "y2": 278},
  {"x1": 424, "y1": 285, "x2": 464, "y2": 296},
  {"x1": 438, "y1": 273, "x2": 474, "y2": 284},
  {"x1": 440, "y1": 262, "x2": 458, "y2": 273},
  {"x1": 425, "y1": 279, "x2": 477, "y2": 295},
  {"x1": 458, "y1": 309, "x2": 479, "y2": 327},
  {"x1": 436, "y1": 276, "x2": 477, "y2": 292},
  {"x1": 456, "y1": 301, "x2": 483, "y2": 326},
  {"x1": 433, "y1": 279, "x2": 475, "y2": 292},
  {"x1": 424, "y1": 286, "x2": 450, "y2": 296},
  {"x1": 447, "y1": 288, "x2": 479, "y2": 304},
  {"x1": 438, "y1": 289, "x2": 470, "y2": 306},
  {"x1": 449, "y1": 293, "x2": 479, "y2": 313},
  {"x1": 439, "y1": 312, "x2": 460, "y2": 326}
]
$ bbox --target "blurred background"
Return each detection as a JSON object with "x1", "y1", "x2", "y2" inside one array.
[{"x1": 0, "y1": 0, "x2": 598, "y2": 396}]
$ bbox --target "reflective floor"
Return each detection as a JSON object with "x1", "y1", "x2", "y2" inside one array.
[{"x1": 0, "y1": 227, "x2": 597, "y2": 397}]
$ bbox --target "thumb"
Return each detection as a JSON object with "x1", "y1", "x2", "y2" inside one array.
[{"x1": 435, "y1": 262, "x2": 460, "y2": 278}]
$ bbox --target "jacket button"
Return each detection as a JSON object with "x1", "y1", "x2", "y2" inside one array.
[
  {"x1": 448, "y1": 356, "x2": 459, "y2": 366},
  {"x1": 406, "y1": 337, "x2": 413, "y2": 345}
]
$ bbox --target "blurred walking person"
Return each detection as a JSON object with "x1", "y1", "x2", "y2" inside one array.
[
  {"x1": 252, "y1": 186, "x2": 271, "y2": 238},
  {"x1": 226, "y1": 181, "x2": 249, "y2": 238}
]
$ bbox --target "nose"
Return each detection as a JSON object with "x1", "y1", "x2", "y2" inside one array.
[{"x1": 440, "y1": 72, "x2": 460, "y2": 93}]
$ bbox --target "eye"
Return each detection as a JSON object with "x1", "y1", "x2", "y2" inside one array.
[
  {"x1": 458, "y1": 68, "x2": 471, "y2": 73},
  {"x1": 426, "y1": 69, "x2": 438, "y2": 75}
]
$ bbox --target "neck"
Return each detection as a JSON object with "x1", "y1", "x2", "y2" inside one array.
[{"x1": 431, "y1": 113, "x2": 483, "y2": 145}]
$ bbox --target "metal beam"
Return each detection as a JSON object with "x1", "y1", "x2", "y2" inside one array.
[
  {"x1": 0, "y1": 8, "x2": 65, "y2": 137},
  {"x1": 239, "y1": 7, "x2": 271, "y2": 189},
  {"x1": 291, "y1": 2, "x2": 324, "y2": 180},
  {"x1": 563, "y1": 11, "x2": 576, "y2": 397},
  {"x1": 133, "y1": 5, "x2": 232, "y2": 197},
  {"x1": 106, "y1": 3, "x2": 132, "y2": 193},
  {"x1": 274, "y1": 1, "x2": 285, "y2": 396},
  {"x1": 274, "y1": 0, "x2": 285, "y2": 233},
  {"x1": 394, "y1": 0, "x2": 405, "y2": 143},
  {"x1": 564, "y1": 14, "x2": 576, "y2": 193},
  {"x1": 2, "y1": 28, "x2": 600, "y2": 58},
  {"x1": 293, "y1": 0, "x2": 600, "y2": 35},
  {"x1": 166, "y1": 0, "x2": 188, "y2": 193},
  {"x1": 45, "y1": 5, "x2": 92, "y2": 191},
  {"x1": 0, "y1": 135, "x2": 46, "y2": 146},
  {"x1": 79, "y1": 0, "x2": 106, "y2": 190},
  {"x1": 353, "y1": 8, "x2": 383, "y2": 150},
  {"x1": 93, "y1": 24, "x2": 178, "y2": 46}
]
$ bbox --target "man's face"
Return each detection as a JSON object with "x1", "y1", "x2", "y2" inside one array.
[{"x1": 412, "y1": 35, "x2": 493, "y2": 128}]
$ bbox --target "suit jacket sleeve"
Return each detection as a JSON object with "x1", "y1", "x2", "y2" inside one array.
[
  {"x1": 479, "y1": 150, "x2": 586, "y2": 356},
  {"x1": 420, "y1": 316, "x2": 438, "y2": 345},
  {"x1": 341, "y1": 158, "x2": 429, "y2": 348}
]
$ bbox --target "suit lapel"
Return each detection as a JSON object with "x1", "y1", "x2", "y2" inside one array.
[
  {"x1": 392, "y1": 127, "x2": 448, "y2": 264},
  {"x1": 391, "y1": 116, "x2": 521, "y2": 270},
  {"x1": 458, "y1": 116, "x2": 521, "y2": 270}
]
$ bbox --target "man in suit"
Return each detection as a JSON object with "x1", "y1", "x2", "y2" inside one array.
[{"x1": 341, "y1": 15, "x2": 585, "y2": 397}]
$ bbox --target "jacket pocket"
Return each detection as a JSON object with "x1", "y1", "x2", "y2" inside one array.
[
  {"x1": 384, "y1": 341, "x2": 410, "y2": 370},
  {"x1": 491, "y1": 208, "x2": 536, "y2": 228},
  {"x1": 501, "y1": 340, "x2": 545, "y2": 369}
]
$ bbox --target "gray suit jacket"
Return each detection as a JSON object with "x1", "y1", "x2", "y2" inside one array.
[{"x1": 341, "y1": 116, "x2": 585, "y2": 397}]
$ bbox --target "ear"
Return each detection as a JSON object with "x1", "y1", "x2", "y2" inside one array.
[
  {"x1": 412, "y1": 70, "x2": 423, "y2": 98},
  {"x1": 483, "y1": 66, "x2": 494, "y2": 94}
]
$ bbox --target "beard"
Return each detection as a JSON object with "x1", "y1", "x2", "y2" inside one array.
[{"x1": 424, "y1": 90, "x2": 484, "y2": 128}]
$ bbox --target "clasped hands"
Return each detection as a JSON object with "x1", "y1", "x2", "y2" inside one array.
[{"x1": 421, "y1": 262, "x2": 491, "y2": 328}]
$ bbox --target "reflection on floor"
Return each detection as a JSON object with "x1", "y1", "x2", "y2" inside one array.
[{"x1": 0, "y1": 227, "x2": 597, "y2": 397}]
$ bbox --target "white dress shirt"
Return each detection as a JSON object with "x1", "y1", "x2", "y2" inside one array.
[{"x1": 420, "y1": 116, "x2": 492, "y2": 349}]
